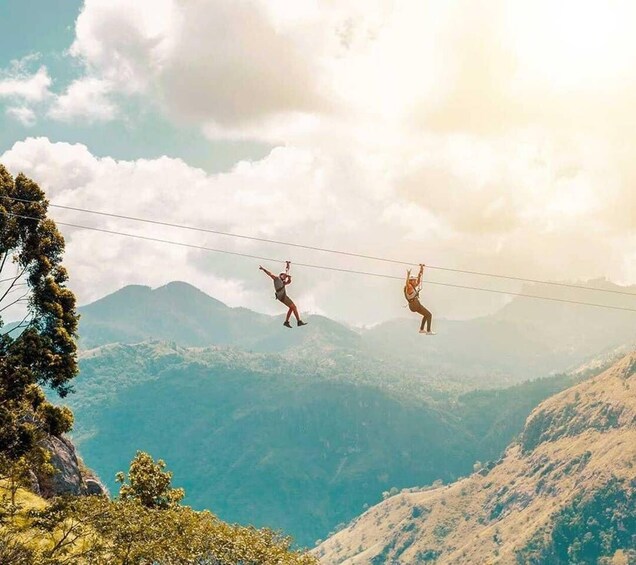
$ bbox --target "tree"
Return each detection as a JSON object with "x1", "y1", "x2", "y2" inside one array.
[
  {"x1": 0, "y1": 164, "x2": 79, "y2": 474},
  {"x1": 116, "y1": 451, "x2": 185, "y2": 509},
  {"x1": 5, "y1": 451, "x2": 318, "y2": 563},
  {"x1": 27, "y1": 494, "x2": 319, "y2": 564}
]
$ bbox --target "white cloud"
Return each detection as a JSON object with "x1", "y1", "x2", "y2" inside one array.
[
  {"x1": 0, "y1": 65, "x2": 52, "y2": 103},
  {"x1": 70, "y1": 0, "x2": 177, "y2": 93},
  {"x1": 1, "y1": 136, "x2": 634, "y2": 325},
  {"x1": 61, "y1": 0, "x2": 636, "y2": 144},
  {"x1": 0, "y1": 58, "x2": 117, "y2": 125},
  {"x1": 69, "y1": 0, "x2": 328, "y2": 133},
  {"x1": 0, "y1": 61, "x2": 54, "y2": 127},
  {"x1": 3, "y1": 2, "x2": 636, "y2": 323},
  {"x1": 48, "y1": 77, "x2": 117, "y2": 123},
  {"x1": 5, "y1": 106, "x2": 37, "y2": 127}
]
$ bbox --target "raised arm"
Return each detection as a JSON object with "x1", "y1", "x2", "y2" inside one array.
[
  {"x1": 417, "y1": 264, "x2": 424, "y2": 286},
  {"x1": 259, "y1": 265, "x2": 276, "y2": 280},
  {"x1": 405, "y1": 269, "x2": 411, "y2": 287}
]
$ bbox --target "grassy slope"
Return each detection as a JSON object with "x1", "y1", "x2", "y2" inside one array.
[{"x1": 314, "y1": 352, "x2": 636, "y2": 564}]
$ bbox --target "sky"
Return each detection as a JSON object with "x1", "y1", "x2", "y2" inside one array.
[{"x1": 0, "y1": 0, "x2": 635, "y2": 326}]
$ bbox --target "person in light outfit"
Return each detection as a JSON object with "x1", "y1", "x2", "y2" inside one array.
[
  {"x1": 404, "y1": 264, "x2": 435, "y2": 334},
  {"x1": 260, "y1": 263, "x2": 307, "y2": 328}
]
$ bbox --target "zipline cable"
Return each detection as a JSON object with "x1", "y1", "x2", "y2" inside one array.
[
  {"x1": 2, "y1": 195, "x2": 635, "y2": 298},
  {"x1": 4, "y1": 210, "x2": 636, "y2": 313}
]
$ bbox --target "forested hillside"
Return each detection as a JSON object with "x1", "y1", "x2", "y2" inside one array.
[
  {"x1": 52, "y1": 281, "x2": 636, "y2": 546},
  {"x1": 315, "y1": 353, "x2": 636, "y2": 564},
  {"x1": 65, "y1": 340, "x2": 589, "y2": 546}
]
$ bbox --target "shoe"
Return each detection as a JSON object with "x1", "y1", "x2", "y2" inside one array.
[
  {"x1": 283, "y1": 321, "x2": 292, "y2": 328},
  {"x1": 297, "y1": 320, "x2": 307, "y2": 327},
  {"x1": 426, "y1": 331, "x2": 437, "y2": 335},
  {"x1": 419, "y1": 329, "x2": 427, "y2": 334}
]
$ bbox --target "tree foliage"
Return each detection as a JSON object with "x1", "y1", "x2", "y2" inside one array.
[
  {"x1": 116, "y1": 451, "x2": 185, "y2": 509},
  {"x1": 23, "y1": 495, "x2": 318, "y2": 564},
  {"x1": 517, "y1": 478, "x2": 636, "y2": 564},
  {"x1": 0, "y1": 451, "x2": 318, "y2": 564},
  {"x1": 0, "y1": 164, "x2": 79, "y2": 477}
]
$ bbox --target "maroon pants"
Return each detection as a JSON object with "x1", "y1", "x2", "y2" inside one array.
[{"x1": 409, "y1": 299, "x2": 432, "y2": 332}]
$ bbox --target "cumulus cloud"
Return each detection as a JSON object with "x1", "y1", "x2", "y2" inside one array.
[
  {"x1": 70, "y1": 0, "x2": 177, "y2": 93},
  {"x1": 0, "y1": 137, "x2": 437, "y2": 321},
  {"x1": 68, "y1": 0, "x2": 329, "y2": 134},
  {"x1": 5, "y1": 106, "x2": 37, "y2": 127},
  {"x1": 1, "y1": 138, "x2": 389, "y2": 315},
  {"x1": 61, "y1": 0, "x2": 636, "y2": 144},
  {"x1": 0, "y1": 63, "x2": 52, "y2": 126},
  {"x1": 0, "y1": 59, "x2": 55, "y2": 127},
  {"x1": 0, "y1": 65, "x2": 52, "y2": 103},
  {"x1": 48, "y1": 77, "x2": 117, "y2": 123},
  {"x1": 1, "y1": 136, "x2": 634, "y2": 325},
  {"x1": 157, "y1": 0, "x2": 326, "y2": 126},
  {"x1": 0, "y1": 60, "x2": 118, "y2": 125}
]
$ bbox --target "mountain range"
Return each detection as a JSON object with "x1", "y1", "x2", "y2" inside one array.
[
  {"x1": 77, "y1": 280, "x2": 636, "y2": 386},
  {"x1": 53, "y1": 281, "x2": 636, "y2": 546}
]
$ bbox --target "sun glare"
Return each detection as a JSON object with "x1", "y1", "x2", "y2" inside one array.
[{"x1": 510, "y1": 0, "x2": 636, "y2": 89}]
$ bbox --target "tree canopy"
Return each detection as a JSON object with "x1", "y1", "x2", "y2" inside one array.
[
  {"x1": 0, "y1": 163, "x2": 79, "y2": 470},
  {"x1": 116, "y1": 451, "x2": 185, "y2": 509},
  {"x1": 1, "y1": 451, "x2": 318, "y2": 564}
]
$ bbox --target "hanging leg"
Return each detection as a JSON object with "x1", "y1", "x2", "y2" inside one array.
[
  {"x1": 415, "y1": 303, "x2": 432, "y2": 332},
  {"x1": 422, "y1": 306, "x2": 432, "y2": 332},
  {"x1": 283, "y1": 296, "x2": 300, "y2": 322},
  {"x1": 291, "y1": 304, "x2": 300, "y2": 322}
]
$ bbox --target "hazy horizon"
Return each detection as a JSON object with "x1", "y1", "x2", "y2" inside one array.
[{"x1": 76, "y1": 277, "x2": 636, "y2": 327}]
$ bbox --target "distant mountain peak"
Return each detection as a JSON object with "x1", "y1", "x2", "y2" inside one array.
[
  {"x1": 156, "y1": 280, "x2": 213, "y2": 294},
  {"x1": 110, "y1": 284, "x2": 152, "y2": 296},
  {"x1": 152, "y1": 280, "x2": 228, "y2": 307}
]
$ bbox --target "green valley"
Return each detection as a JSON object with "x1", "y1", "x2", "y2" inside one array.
[
  {"x1": 65, "y1": 339, "x2": 586, "y2": 546},
  {"x1": 56, "y1": 281, "x2": 636, "y2": 547}
]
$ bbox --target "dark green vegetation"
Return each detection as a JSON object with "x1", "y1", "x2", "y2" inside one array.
[
  {"x1": 1, "y1": 452, "x2": 317, "y2": 564},
  {"x1": 67, "y1": 341, "x2": 585, "y2": 546},
  {"x1": 518, "y1": 478, "x2": 636, "y2": 564},
  {"x1": 0, "y1": 163, "x2": 78, "y2": 486}
]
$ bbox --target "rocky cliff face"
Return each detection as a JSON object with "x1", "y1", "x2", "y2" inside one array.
[
  {"x1": 35, "y1": 435, "x2": 108, "y2": 498},
  {"x1": 315, "y1": 352, "x2": 636, "y2": 564}
]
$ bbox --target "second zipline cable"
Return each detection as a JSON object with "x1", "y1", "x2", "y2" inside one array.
[
  {"x1": 2, "y1": 195, "x2": 635, "y2": 298},
  {"x1": 5, "y1": 210, "x2": 636, "y2": 313}
]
